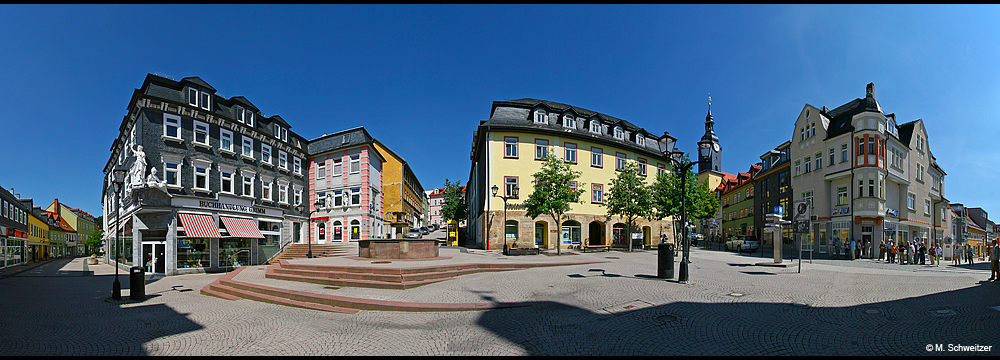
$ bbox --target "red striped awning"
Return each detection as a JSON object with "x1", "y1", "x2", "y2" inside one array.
[
  {"x1": 220, "y1": 216, "x2": 264, "y2": 239},
  {"x1": 178, "y1": 213, "x2": 222, "y2": 238}
]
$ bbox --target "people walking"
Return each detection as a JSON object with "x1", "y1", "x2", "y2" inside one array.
[
  {"x1": 888, "y1": 240, "x2": 896, "y2": 263},
  {"x1": 988, "y1": 240, "x2": 999, "y2": 282},
  {"x1": 849, "y1": 239, "x2": 856, "y2": 260},
  {"x1": 834, "y1": 238, "x2": 841, "y2": 260},
  {"x1": 879, "y1": 241, "x2": 886, "y2": 261},
  {"x1": 918, "y1": 242, "x2": 926, "y2": 265},
  {"x1": 967, "y1": 244, "x2": 975, "y2": 265},
  {"x1": 935, "y1": 243, "x2": 943, "y2": 267}
]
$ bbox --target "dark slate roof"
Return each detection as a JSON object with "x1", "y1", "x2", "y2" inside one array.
[
  {"x1": 896, "y1": 120, "x2": 916, "y2": 147},
  {"x1": 484, "y1": 98, "x2": 669, "y2": 156},
  {"x1": 308, "y1": 126, "x2": 376, "y2": 156},
  {"x1": 822, "y1": 93, "x2": 884, "y2": 141},
  {"x1": 180, "y1": 77, "x2": 216, "y2": 92}
]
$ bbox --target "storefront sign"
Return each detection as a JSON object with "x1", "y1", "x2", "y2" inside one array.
[
  {"x1": 832, "y1": 206, "x2": 850, "y2": 215},
  {"x1": 886, "y1": 208, "x2": 899, "y2": 217},
  {"x1": 198, "y1": 201, "x2": 266, "y2": 214},
  {"x1": 172, "y1": 197, "x2": 282, "y2": 217}
]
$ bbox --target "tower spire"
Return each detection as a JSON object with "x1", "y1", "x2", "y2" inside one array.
[{"x1": 705, "y1": 93, "x2": 714, "y2": 133}]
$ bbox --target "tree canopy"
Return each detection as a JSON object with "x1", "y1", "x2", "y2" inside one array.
[
  {"x1": 439, "y1": 179, "x2": 467, "y2": 224},
  {"x1": 603, "y1": 161, "x2": 653, "y2": 250},
  {"x1": 522, "y1": 151, "x2": 584, "y2": 254}
]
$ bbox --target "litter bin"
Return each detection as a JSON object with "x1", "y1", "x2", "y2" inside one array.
[
  {"x1": 657, "y1": 243, "x2": 675, "y2": 279},
  {"x1": 129, "y1": 266, "x2": 145, "y2": 300}
]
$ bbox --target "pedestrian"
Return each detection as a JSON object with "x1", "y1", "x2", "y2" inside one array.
[
  {"x1": 909, "y1": 241, "x2": 916, "y2": 265},
  {"x1": 879, "y1": 240, "x2": 886, "y2": 261},
  {"x1": 919, "y1": 242, "x2": 927, "y2": 265},
  {"x1": 834, "y1": 238, "x2": 841, "y2": 260},
  {"x1": 989, "y1": 240, "x2": 999, "y2": 282},
  {"x1": 967, "y1": 245, "x2": 975, "y2": 265},
  {"x1": 928, "y1": 242, "x2": 935, "y2": 266},
  {"x1": 954, "y1": 244, "x2": 961, "y2": 265},
  {"x1": 888, "y1": 240, "x2": 896, "y2": 263},
  {"x1": 849, "y1": 239, "x2": 856, "y2": 260}
]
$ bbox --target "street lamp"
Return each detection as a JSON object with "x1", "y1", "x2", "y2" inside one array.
[
  {"x1": 491, "y1": 184, "x2": 518, "y2": 255},
  {"x1": 296, "y1": 198, "x2": 326, "y2": 259},
  {"x1": 657, "y1": 133, "x2": 698, "y2": 283},
  {"x1": 110, "y1": 165, "x2": 127, "y2": 300}
]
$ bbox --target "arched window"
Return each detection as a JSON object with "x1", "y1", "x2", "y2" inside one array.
[
  {"x1": 614, "y1": 127, "x2": 624, "y2": 140},
  {"x1": 350, "y1": 220, "x2": 361, "y2": 240},
  {"x1": 612, "y1": 223, "x2": 627, "y2": 246},
  {"x1": 317, "y1": 222, "x2": 326, "y2": 241},
  {"x1": 534, "y1": 110, "x2": 548, "y2": 124},
  {"x1": 562, "y1": 220, "x2": 581, "y2": 246},
  {"x1": 590, "y1": 119, "x2": 600, "y2": 133},
  {"x1": 563, "y1": 115, "x2": 575, "y2": 128},
  {"x1": 333, "y1": 221, "x2": 342, "y2": 240},
  {"x1": 505, "y1": 220, "x2": 518, "y2": 240}
]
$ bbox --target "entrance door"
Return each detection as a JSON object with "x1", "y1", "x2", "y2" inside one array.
[
  {"x1": 142, "y1": 244, "x2": 153, "y2": 272},
  {"x1": 155, "y1": 244, "x2": 165, "y2": 273},
  {"x1": 142, "y1": 243, "x2": 167, "y2": 274},
  {"x1": 534, "y1": 222, "x2": 547, "y2": 248}
]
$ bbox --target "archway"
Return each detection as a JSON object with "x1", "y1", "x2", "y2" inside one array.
[
  {"x1": 562, "y1": 220, "x2": 581, "y2": 248},
  {"x1": 505, "y1": 220, "x2": 519, "y2": 247},
  {"x1": 588, "y1": 221, "x2": 605, "y2": 246},
  {"x1": 534, "y1": 221, "x2": 548, "y2": 248}
]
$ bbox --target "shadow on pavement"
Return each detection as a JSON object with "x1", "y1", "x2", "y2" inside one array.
[{"x1": 474, "y1": 281, "x2": 1000, "y2": 356}]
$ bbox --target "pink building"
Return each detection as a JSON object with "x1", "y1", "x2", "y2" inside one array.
[{"x1": 307, "y1": 127, "x2": 386, "y2": 243}]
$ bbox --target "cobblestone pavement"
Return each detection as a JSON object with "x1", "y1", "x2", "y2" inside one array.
[{"x1": 1, "y1": 246, "x2": 998, "y2": 356}]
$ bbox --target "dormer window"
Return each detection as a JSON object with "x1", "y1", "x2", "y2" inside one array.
[
  {"x1": 614, "y1": 127, "x2": 624, "y2": 140},
  {"x1": 236, "y1": 106, "x2": 245, "y2": 123},
  {"x1": 188, "y1": 88, "x2": 198, "y2": 107},
  {"x1": 188, "y1": 87, "x2": 210, "y2": 110},
  {"x1": 563, "y1": 115, "x2": 575, "y2": 129},
  {"x1": 590, "y1": 120, "x2": 600, "y2": 133},
  {"x1": 199, "y1": 92, "x2": 210, "y2": 110},
  {"x1": 246, "y1": 111, "x2": 254, "y2": 127},
  {"x1": 274, "y1": 124, "x2": 288, "y2": 142},
  {"x1": 534, "y1": 110, "x2": 548, "y2": 124},
  {"x1": 636, "y1": 136, "x2": 645, "y2": 146}
]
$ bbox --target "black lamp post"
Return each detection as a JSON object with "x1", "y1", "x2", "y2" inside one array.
[
  {"x1": 491, "y1": 184, "x2": 518, "y2": 255},
  {"x1": 110, "y1": 165, "x2": 127, "y2": 300},
  {"x1": 669, "y1": 149, "x2": 698, "y2": 284},
  {"x1": 297, "y1": 198, "x2": 325, "y2": 259}
]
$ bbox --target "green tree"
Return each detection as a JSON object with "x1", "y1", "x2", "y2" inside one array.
[
  {"x1": 86, "y1": 230, "x2": 102, "y2": 255},
  {"x1": 603, "y1": 161, "x2": 653, "y2": 251},
  {"x1": 439, "y1": 179, "x2": 467, "y2": 225},
  {"x1": 650, "y1": 157, "x2": 720, "y2": 241},
  {"x1": 522, "y1": 150, "x2": 584, "y2": 255}
]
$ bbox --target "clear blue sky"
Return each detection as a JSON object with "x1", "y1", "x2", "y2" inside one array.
[{"x1": 1, "y1": 4, "x2": 998, "y2": 220}]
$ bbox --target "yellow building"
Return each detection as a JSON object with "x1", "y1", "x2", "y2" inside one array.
[
  {"x1": 372, "y1": 139, "x2": 426, "y2": 238},
  {"x1": 467, "y1": 99, "x2": 681, "y2": 251},
  {"x1": 45, "y1": 198, "x2": 97, "y2": 256}
]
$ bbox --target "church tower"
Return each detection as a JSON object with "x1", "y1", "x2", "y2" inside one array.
[{"x1": 697, "y1": 96, "x2": 722, "y2": 174}]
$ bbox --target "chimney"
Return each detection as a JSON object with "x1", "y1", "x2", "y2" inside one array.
[{"x1": 866, "y1": 83, "x2": 875, "y2": 98}]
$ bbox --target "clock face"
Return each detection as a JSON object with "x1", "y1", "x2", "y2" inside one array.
[{"x1": 713, "y1": 143, "x2": 720, "y2": 152}]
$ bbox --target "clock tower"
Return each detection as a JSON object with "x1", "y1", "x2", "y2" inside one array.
[{"x1": 697, "y1": 97, "x2": 722, "y2": 174}]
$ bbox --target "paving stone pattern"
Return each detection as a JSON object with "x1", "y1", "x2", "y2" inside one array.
[{"x1": 0, "y1": 244, "x2": 997, "y2": 356}]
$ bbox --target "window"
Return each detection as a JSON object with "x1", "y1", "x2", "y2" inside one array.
[
  {"x1": 815, "y1": 152, "x2": 822, "y2": 169},
  {"x1": 317, "y1": 161, "x2": 326, "y2": 180},
  {"x1": 274, "y1": 124, "x2": 282, "y2": 140},
  {"x1": 907, "y1": 193, "x2": 915, "y2": 210},
  {"x1": 332, "y1": 221, "x2": 342, "y2": 240},
  {"x1": 220, "y1": 129, "x2": 233, "y2": 153},
  {"x1": 350, "y1": 220, "x2": 361, "y2": 240},
  {"x1": 868, "y1": 179, "x2": 875, "y2": 197},
  {"x1": 563, "y1": 115, "x2": 574, "y2": 128},
  {"x1": 657, "y1": 163, "x2": 667, "y2": 176},
  {"x1": 349, "y1": 154, "x2": 360, "y2": 173},
  {"x1": 614, "y1": 127, "x2": 624, "y2": 140},
  {"x1": 351, "y1": 188, "x2": 361, "y2": 205},
  {"x1": 163, "y1": 114, "x2": 180, "y2": 140},
  {"x1": 246, "y1": 111, "x2": 254, "y2": 127},
  {"x1": 199, "y1": 91, "x2": 210, "y2": 110},
  {"x1": 616, "y1": 152, "x2": 627, "y2": 171},
  {"x1": 841, "y1": 143, "x2": 848, "y2": 162},
  {"x1": 891, "y1": 147, "x2": 903, "y2": 169},
  {"x1": 858, "y1": 179, "x2": 863, "y2": 198},
  {"x1": 591, "y1": 147, "x2": 603, "y2": 167},
  {"x1": 242, "y1": 137, "x2": 254, "y2": 158},
  {"x1": 868, "y1": 137, "x2": 875, "y2": 155},
  {"x1": 220, "y1": 167, "x2": 235, "y2": 194},
  {"x1": 193, "y1": 120, "x2": 209, "y2": 147},
  {"x1": 279, "y1": 151, "x2": 288, "y2": 170},
  {"x1": 341, "y1": 134, "x2": 350, "y2": 144},
  {"x1": 318, "y1": 222, "x2": 326, "y2": 241},
  {"x1": 333, "y1": 190, "x2": 343, "y2": 207},
  {"x1": 804, "y1": 156, "x2": 811, "y2": 173},
  {"x1": 278, "y1": 182, "x2": 288, "y2": 204},
  {"x1": 811, "y1": 122, "x2": 815, "y2": 137},
  {"x1": 564, "y1": 143, "x2": 576, "y2": 163},
  {"x1": 261, "y1": 177, "x2": 272, "y2": 201},
  {"x1": 294, "y1": 157, "x2": 302, "y2": 175},
  {"x1": 916, "y1": 163, "x2": 924, "y2": 181},
  {"x1": 794, "y1": 160, "x2": 801, "y2": 176},
  {"x1": 333, "y1": 158, "x2": 342, "y2": 175},
  {"x1": 535, "y1": 139, "x2": 548, "y2": 160},
  {"x1": 858, "y1": 138, "x2": 865, "y2": 155},
  {"x1": 280, "y1": 127, "x2": 287, "y2": 142},
  {"x1": 236, "y1": 106, "x2": 245, "y2": 123},
  {"x1": 802, "y1": 190, "x2": 814, "y2": 209},
  {"x1": 155, "y1": 156, "x2": 179, "y2": 189},
  {"x1": 187, "y1": 88, "x2": 198, "y2": 107},
  {"x1": 504, "y1": 137, "x2": 518, "y2": 158},
  {"x1": 242, "y1": 171, "x2": 255, "y2": 197},
  {"x1": 294, "y1": 187, "x2": 302, "y2": 206},
  {"x1": 534, "y1": 110, "x2": 548, "y2": 124},
  {"x1": 829, "y1": 148, "x2": 835, "y2": 166},
  {"x1": 592, "y1": 183, "x2": 603, "y2": 203},
  {"x1": 261, "y1": 144, "x2": 272, "y2": 165},
  {"x1": 590, "y1": 120, "x2": 600, "y2": 133},
  {"x1": 637, "y1": 158, "x2": 647, "y2": 176},
  {"x1": 925, "y1": 199, "x2": 931, "y2": 215},
  {"x1": 504, "y1": 176, "x2": 518, "y2": 198},
  {"x1": 837, "y1": 186, "x2": 848, "y2": 205}
]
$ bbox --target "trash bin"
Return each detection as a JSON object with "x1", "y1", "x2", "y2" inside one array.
[
  {"x1": 658, "y1": 243, "x2": 675, "y2": 279},
  {"x1": 129, "y1": 266, "x2": 145, "y2": 300}
]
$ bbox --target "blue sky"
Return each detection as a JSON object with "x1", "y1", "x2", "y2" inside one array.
[{"x1": 1, "y1": 4, "x2": 998, "y2": 220}]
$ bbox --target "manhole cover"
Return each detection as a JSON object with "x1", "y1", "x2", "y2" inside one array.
[
  {"x1": 865, "y1": 309, "x2": 881, "y2": 315},
  {"x1": 371, "y1": 261, "x2": 391, "y2": 264},
  {"x1": 605, "y1": 257, "x2": 619, "y2": 259},
  {"x1": 657, "y1": 315, "x2": 677, "y2": 322}
]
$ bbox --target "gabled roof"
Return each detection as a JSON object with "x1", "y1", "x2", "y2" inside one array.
[
  {"x1": 179, "y1": 76, "x2": 216, "y2": 92},
  {"x1": 896, "y1": 120, "x2": 917, "y2": 147}
]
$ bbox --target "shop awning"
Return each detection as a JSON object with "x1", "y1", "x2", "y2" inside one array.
[
  {"x1": 178, "y1": 213, "x2": 222, "y2": 238},
  {"x1": 220, "y1": 216, "x2": 264, "y2": 238}
]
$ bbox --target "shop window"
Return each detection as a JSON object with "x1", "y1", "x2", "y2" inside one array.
[
  {"x1": 350, "y1": 220, "x2": 361, "y2": 240},
  {"x1": 177, "y1": 238, "x2": 209, "y2": 268},
  {"x1": 219, "y1": 238, "x2": 251, "y2": 268},
  {"x1": 333, "y1": 221, "x2": 342, "y2": 240}
]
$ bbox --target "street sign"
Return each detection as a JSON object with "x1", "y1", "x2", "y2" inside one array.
[
  {"x1": 792, "y1": 200, "x2": 811, "y2": 233},
  {"x1": 101, "y1": 240, "x2": 106, "y2": 245}
]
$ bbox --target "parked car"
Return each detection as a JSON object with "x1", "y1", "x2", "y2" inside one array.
[
  {"x1": 420, "y1": 226, "x2": 429, "y2": 235},
  {"x1": 725, "y1": 235, "x2": 759, "y2": 253},
  {"x1": 406, "y1": 228, "x2": 422, "y2": 239}
]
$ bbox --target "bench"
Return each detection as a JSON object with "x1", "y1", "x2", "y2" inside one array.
[
  {"x1": 582, "y1": 243, "x2": 611, "y2": 252},
  {"x1": 505, "y1": 242, "x2": 540, "y2": 256}
]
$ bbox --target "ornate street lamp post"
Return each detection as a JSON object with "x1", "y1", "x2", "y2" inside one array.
[
  {"x1": 296, "y1": 198, "x2": 326, "y2": 259},
  {"x1": 110, "y1": 165, "x2": 127, "y2": 300},
  {"x1": 492, "y1": 184, "x2": 518, "y2": 256}
]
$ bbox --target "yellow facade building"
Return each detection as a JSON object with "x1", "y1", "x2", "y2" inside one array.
[
  {"x1": 467, "y1": 99, "x2": 684, "y2": 251},
  {"x1": 372, "y1": 139, "x2": 426, "y2": 238}
]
